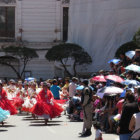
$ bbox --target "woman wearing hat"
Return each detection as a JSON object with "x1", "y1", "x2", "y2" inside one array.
[
  {"x1": 12, "y1": 81, "x2": 25, "y2": 113},
  {"x1": 22, "y1": 82, "x2": 37, "y2": 114},
  {"x1": 31, "y1": 82, "x2": 63, "y2": 124}
]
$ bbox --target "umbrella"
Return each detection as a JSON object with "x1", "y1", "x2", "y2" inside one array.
[
  {"x1": 122, "y1": 79, "x2": 140, "y2": 87},
  {"x1": 76, "y1": 85, "x2": 84, "y2": 90},
  {"x1": 120, "y1": 90, "x2": 126, "y2": 98},
  {"x1": 105, "y1": 75, "x2": 124, "y2": 83},
  {"x1": 125, "y1": 51, "x2": 135, "y2": 59},
  {"x1": 96, "y1": 86, "x2": 123, "y2": 98},
  {"x1": 25, "y1": 77, "x2": 35, "y2": 82},
  {"x1": 108, "y1": 59, "x2": 120, "y2": 64},
  {"x1": 125, "y1": 64, "x2": 140, "y2": 73},
  {"x1": 92, "y1": 75, "x2": 106, "y2": 82}
]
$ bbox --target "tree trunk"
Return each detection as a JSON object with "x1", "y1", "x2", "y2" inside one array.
[
  {"x1": 60, "y1": 59, "x2": 72, "y2": 77},
  {"x1": 73, "y1": 61, "x2": 77, "y2": 77},
  {"x1": 20, "y1": 59, "x2": 28, "y2": 78}
]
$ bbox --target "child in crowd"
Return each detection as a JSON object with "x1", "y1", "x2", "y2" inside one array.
[{"x1": 93, "y1": 121, "x2": 103, "y2": 140}]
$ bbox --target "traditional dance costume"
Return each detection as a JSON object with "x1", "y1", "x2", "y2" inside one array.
[
  {"x1": 0, "y1": 89, "x2": 17, "y2": 115},
  {"x1": 12, "y1": 88, "x2": 25, "y2": 109},
  {"x1": 31, "y1": 89, "x2": 63, "y2": 118},
  {"x1": 22, "y1": 88, "x2": 37, "y2": 112},
  {"x1": 0, "y1": 107, "x2": 10, "y2": 122}
]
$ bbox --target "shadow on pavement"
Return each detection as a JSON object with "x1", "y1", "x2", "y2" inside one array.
[
  {"x1": 49, "y1": 120, "x2": 63, "y2": 123},
  {"x1": 30, "y1": 120, "x2": 63, "y2": 124},
  {"x1": 31, "y1": 121, "x2": 46, "y2": 124},
  {"x1": 22, "y1": 118, "x2": 43, "y2": 121},
  {"x1": 24, "y1": 116, "x2": 33, "y2": 119},
  {"x1": 0, "y1": 125, "x2": 16, "y2": 128},
  {"x1": 0, "y1": 129, "x2": 8, "y2": 132},
  {"x1": 17, "y1": 113, "x2": 29, "y2": 116},
  {"x1": 29, "y1": 123, "x2": 61, "y2": 127}
]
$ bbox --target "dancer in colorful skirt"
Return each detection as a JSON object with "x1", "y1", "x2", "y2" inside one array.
[
  {"x1": 0, "y1": 107, "x2": 10, "y2": 126},
  {"x1": 0, "y1": 80, "x2": 17, "y2": 115},
  {"x1": 22, "y1": 82, "x2": 37, "y2": 115},
  {"x1": 12, "y1": 81, "x2": 25, "y2": 112},
  {"x1": 31, "y1": 82, "x2": 64, "y2": 124}
]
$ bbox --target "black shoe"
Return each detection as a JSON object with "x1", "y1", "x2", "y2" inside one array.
[
  {"x1": 45, "y1": 119, "x2": 48, "y2": 125},
  {"x1": 78, "y1": 132, "x2": 84, "y2": 135},
  {"x1": 79, "y1": 130, "x2": 92, "y2": 137}
]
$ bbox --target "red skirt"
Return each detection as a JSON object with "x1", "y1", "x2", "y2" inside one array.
[
  {"x1": 54, "y1": 99, "x2": 67, "y2": 104},
  {"x1": 12, "y1": 97, "x2": 24, "y2": 109},
  {"x1": 31, "y1": 100, "x2": 64, "y2": 118},
  {"x1": 49, "y1": 101, "x2": 64, "y2": 118},
  {"x1": 30, "y1": 101, "x2": 51, "y2": 116},
  {"x1": 0, "y1": 99, "x2": 17, "y2": 115}
]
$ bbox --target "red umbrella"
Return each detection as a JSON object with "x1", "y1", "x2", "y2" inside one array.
[
  {"x1": 105, "y1": 75, "x2": 124, "y2": 83},
  {"x1": 92, "y1": 75, "x2": 106, "y2": 82}
]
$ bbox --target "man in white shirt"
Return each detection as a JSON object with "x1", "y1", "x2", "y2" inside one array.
[{"x1": 69, "y1": 77, "x2": 78, "y2": 98}]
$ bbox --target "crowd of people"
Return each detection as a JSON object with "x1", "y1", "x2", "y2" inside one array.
[{"x1": 0, "y1": 49, "x2": 140, "y2": 140}]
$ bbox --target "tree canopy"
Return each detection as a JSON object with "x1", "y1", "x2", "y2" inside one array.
[
  {"x1": 133, "y1": 27, "x2": 140, "y2": 45},
  {"x1": 0, "y1": 45, "x2": 38, "y2": 79},
  {"x1": 115, "y1": 27, "x2": 140, "y2": 58},
  {"x1": 115, "y1": 41, "x2": 139, "y2": 58},
  {"x1": 45, "y1": 43, "x2": 92, "y2": 77}
]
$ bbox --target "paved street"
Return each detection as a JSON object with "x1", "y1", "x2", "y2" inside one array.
[{"x1": 0, "y1": 113, "x2": 119, "y2": 140}]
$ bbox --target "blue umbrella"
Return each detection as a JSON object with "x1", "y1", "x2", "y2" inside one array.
[
  {"x1": 108, "y1": 59, "x2": 120, "y2": 64},
  {"x1": 120, "y1": 90, "x2": 126, "y2": 98},
  {"x1": 122, "y1": 79, "x2": 140, "y2": 87},
  {"x1": 76, "y1": 85, "x2": 94, "y2": 91},
  {"x1": 89, "y1": 86, "x2": 94, "y2": 91},
  {"x1": 25, "y1": 77, "x2": 35, "y2": 82},
  {"x1": 76, "y1": 85, "x2": 84, "y2": 90}
]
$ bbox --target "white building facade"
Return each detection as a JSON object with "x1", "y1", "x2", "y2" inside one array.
[
  {"x1": 0, "y1": 0, "x2": 69, "y2": 80},
  {"x1": 68, "y1": 0, "x2": 140, "y2": 73}
]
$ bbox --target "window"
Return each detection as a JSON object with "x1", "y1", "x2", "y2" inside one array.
[
  {"x1": 63, "y1": 7, "x2": 69, "y2": 42},
  {"x1": 0, "y1": 7, "x2": 15, "y2": 39}
]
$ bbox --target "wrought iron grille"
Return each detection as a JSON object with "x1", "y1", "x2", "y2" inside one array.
[{"x1": 62, "y1": 0, "x2": 70, "y2": 4}]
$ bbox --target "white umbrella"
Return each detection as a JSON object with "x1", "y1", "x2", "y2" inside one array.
[
  {"x1": 122, "y1": 79, "x2": 140, "y2": 87},
  {"x1": 125, "y1": 64, "x2": 140, "y2": 73},
  {"x1": 96, "y1": 86, "x2": 123, "y2": 98},
  {"x1": 125, "y1": 51, "x2": 135, "y2": 59}
]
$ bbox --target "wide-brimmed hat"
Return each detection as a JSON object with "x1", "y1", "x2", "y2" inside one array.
[
  {"x1": 10, "y1": 79, "x2": 16, "y2": 84},
  {"x1": 135, "y1": 49, "x2": 140, "y2": 52}
]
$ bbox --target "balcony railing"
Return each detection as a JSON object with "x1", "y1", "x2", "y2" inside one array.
[
  {"x1": 62, "y1": 0, "x2": 70, "y2": 4},
  {"x1": 0, "y1": 37, "x2": 15, "y2": 42},
  {"x1": 0, "y1": 0, "x2": 16, "y2": 4}
]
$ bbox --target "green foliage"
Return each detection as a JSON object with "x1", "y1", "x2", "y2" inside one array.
[
  {"x1": 133, "y1": 28, "x2": 140, "y2": 44},
  {"x1": 46, "y1": 43, "x2": 83, "y2": 61},
  {"x1": 115, "y1": 41, "x2": 139, "y2": 58},
  {"x1": 46, "y1": 43, "x2": 92, "y2": 64},
  {"x1": 72, "y1": 50, "x2": 92, "y2": 65},
  {"x1": 0, "y1": 45, "x2": 38, "y2": 78},
  {"x1": 115, "y1": 27, "x2": 140, "y2": 58},
  {"x1": 0, "y1": 55, "x2": 18, "y2": 63},
  {"x1": 45, "y1": 43, "x2": 92, "y2": 77},
  {"x1": 3, "y1": 45, "x2": 38, "y2": 60}
]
